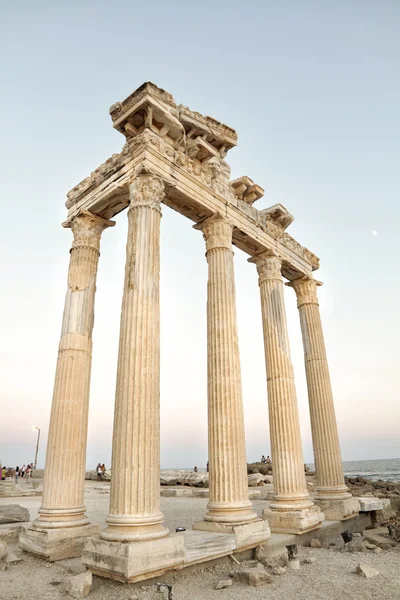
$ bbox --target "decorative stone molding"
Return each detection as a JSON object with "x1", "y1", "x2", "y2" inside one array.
[{"x1": 287, "y1": 276, "x2": 322, "y2": 308}]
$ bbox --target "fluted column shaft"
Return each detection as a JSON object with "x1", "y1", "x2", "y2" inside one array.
[
  {"x1": 36, "y1": 210, "x2": 114, "y2": 529},
  {"x1": 288, "y1": 276, "x2": 349, "y2": 500},
  {"x1": 252, "y1": 253, "x2": 312, "y2": 510},
  {"x1": 102, "y1": 173, "x2": 168, "y2": 542},
  {"x1": 197, "y1": 214, "x2": 256, "y2": 524}
]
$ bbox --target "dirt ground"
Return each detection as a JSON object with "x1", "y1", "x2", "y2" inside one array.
[{"x1": 1, "y1": 482, "x2": 399, "y2": 600}]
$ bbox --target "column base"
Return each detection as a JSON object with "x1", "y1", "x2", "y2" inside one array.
[
  {"x1": 263, "y1": 505, "x2": 324, "y2": 534},
  {"x1": 314, "y1": 496, "x2": 359, "y2": 521},
  {"x1": 82, "y1": 534, "x2": 186, "y2": 583},
  {"x1": 19, "y1": 523, "x2": 100, "y2": 561},
  {"x1": 193, "y1": 518, "x2": 271, "y2": 549}
]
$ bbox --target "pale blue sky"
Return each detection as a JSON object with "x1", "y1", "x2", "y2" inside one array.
[{"x1": 1, "y1": 1, "x2": 399, "y2": 469}]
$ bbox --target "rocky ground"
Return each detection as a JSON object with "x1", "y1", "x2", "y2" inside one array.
[
  {"x1": 1, "y1": 479, "x2": 400, "y2": 599},
  {"x1": 345, "y1": 477, "x2": 400, "y2": 511}
]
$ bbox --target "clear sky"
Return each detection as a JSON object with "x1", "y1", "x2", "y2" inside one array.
[{"x1": 1, "y1": 1, "x2": 399, "y2": 470}]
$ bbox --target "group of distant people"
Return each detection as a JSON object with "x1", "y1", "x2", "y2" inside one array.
[
  {"x1": 96, "y1": 463, "x2": 106, "y2": 481},
  {"x1": 261, "y1": 455, "x2": 272, "y2": 464},
  {"x1": 1, "y1": 463, "x2": 34, "y2": 483}
]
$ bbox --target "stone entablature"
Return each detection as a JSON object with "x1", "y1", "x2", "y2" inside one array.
[{"x1": 65, "y1": 83, "x2": 319, "y2": 279}]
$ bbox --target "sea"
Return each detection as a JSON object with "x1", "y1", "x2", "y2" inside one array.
[
  {"x1": 306, "y1": 458, "x2": 400, "y2": 483},
  {"x1": 173, "y1": 458, "x2": 400, "y2": 483}
]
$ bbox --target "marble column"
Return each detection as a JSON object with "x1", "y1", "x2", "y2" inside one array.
[
  {"x1": 193, "y1": 214, "x2": 269, "y2": 544},
  {"x1": 83, "y1": 174, "x2": 185, "y2": 582},
  {"x1": 250, "y1": 252, "x2": 323, "y2": 533},
  {"x1": 101, "y1": 173, "x2": 168, "y2": 543},
  {"x1": 20, "y1": 210, "x2": 114, "y2": 560},
  {"x1": 287, "y1": 276, "x2": 359, "y2": 520}
]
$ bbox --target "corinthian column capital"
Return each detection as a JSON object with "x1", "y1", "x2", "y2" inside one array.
[
  {"x1": 287, "y1": 275, "x2": 322, "y2": 307},
  {"x1": 249, "y1": 251, "x2": 282, "y2": 284},
  {"x1": 129, "y1": 173, "x2": 164, "y2": 212},
  {"x1": 63, "y1": 209, "x2": 115, "y2": 253},
  {"x1": 195, "y1": 213, "x2": 233, "y2": 252}
]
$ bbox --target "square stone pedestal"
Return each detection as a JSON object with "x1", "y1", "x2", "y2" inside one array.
[
  {"x1": 315, "y1": 497, "x2": 359, "y2": 521},
  {"x1": 82, "y1": 534, "x2": 186, "y2": 583},
  {"x1": 263, "y1": 506, "x2": 324, "y2": 534},
  {"x1": 192, "y1": 518, "x2": 270, "y2": 549},
  {"x1": 20, "y1": 523, "x2": 100, "y2": 561}
]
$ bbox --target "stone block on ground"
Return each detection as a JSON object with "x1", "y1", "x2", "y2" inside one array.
[
  {"x1": 234, "y1": 566, "x2": 272, "y2": 587},
  {"x1": 356, "y1": 563, "x2": 379, "y2": 578},
  {"x1": 65, "y1": 571, "x2": 92, "y2": 598},
  {"x1": 215, "y1": 579, "x2": 233, "y2": 589},
  {"x1": 310, "y1": 538, "x2": 322, "y2": 548},
  {"x1": 0, "y1": 505, "x2": 30, "y2": 524}
]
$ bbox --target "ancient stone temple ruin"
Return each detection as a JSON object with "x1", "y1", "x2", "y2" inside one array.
[{"x1": 20, "y1": 82, "x2": 359, "y2": 581}]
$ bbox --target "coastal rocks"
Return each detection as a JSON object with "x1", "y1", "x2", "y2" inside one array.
[
  {"x1": 0, "y1": 505, "x2": 30, "y2": 524},
  {"x1": 85, "y1": 470, "x2": 111, "y2": 481},
  {"x1": 160, "y1": 470, "x2": 209, "y2": 487},
  {"x1": 247, "y1": 462, "x2": 272, "y2": 476},
  {"x1": 247, "y1": 473, "x2": 270, "y2": 487}
]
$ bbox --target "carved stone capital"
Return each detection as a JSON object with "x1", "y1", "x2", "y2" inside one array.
[
  {"x1": 249, "y1": 251, "x2": 282, "y2": 284},
  {"x1": 194, "y1": 213, "x2": 233, "y2": 252},
  {"x1": 128, "y1": 173, "x2": 165, "y2": 213},
  {"x1": 63, "y1": 210, "x2": 115, "y2": 252},
  {"x1": 287, "y1": 276, "x2": 322, "y2": 307}
]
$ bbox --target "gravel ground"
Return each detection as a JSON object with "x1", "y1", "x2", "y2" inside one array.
[{"x1": 1, "y1": 483, "x2": 399, "y2": 600}]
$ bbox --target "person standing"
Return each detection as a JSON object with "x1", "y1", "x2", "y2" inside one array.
[
  {"x1": 21, "y1": 464, "x2": 26, "y2": 478},
  {"x1": 15, "y1": 466, "x2": 19, "y2": 484},
  {"x1": 97, "y1": 464, "x2": 103, "y2": 482}
]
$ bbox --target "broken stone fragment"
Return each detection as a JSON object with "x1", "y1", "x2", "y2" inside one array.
[
  {"x1": 356, "y1": 563, "x2": 379, "y2": 578},
  {"x1": 310, "y1": 539, "x2": 322, "y2": 548},
  {"x1": 65, "y1": 570, "x2": 92, "y2": 598},
  {"x1": 234, "y1": 567, "x2": 272, "y2": 587},
  {"x1": 5, "y1": 551, "x2": 22, "y2": 564},
  {"x1": 0, "y1": 505, "x2": 30, "y2": 524},
  {"x1": 215, "y1": 579, "x2": 233, "y2": 589},
  {"x1": 303, "y1": 557, "x2": 316, "y2": 564}
]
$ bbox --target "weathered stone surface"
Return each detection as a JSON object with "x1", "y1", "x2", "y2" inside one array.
[
  {"x1": 65, "y1": 571, "x2": 92, "y2": 598},
  {"x1": 363, "y1": 528, "x2": 395, "y2": 550},
  {"x1": 272, "y1": 566, "x2": 287, "y2": 575},
  {"x1": 215, "y1": 579, "x2": 233, "y2": 589},
  {"x1": 310, "y1": 538, "x2": 322, "y2": 548},
  {"x1": 234, "y1": 566, "x2": 272, "y2": 587},
  {"x1": 0, "y1": 505, "x2": 29, "y2": 524},
  {"x1": 356, "y1": 563, "x2": 379, "y2": 578},
  {"x1": 20, "y1": 523, "x2": 99, "y2": 562}
]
